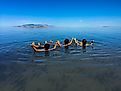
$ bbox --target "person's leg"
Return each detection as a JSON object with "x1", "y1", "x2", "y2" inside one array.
[
  {"x1": 38, "y1": 42, "x2": 44, "y2": 48},
  {"x1": 38, "y1": 42, "x2": 41, "y2": 46},
  {"x1": 31, "y1": 42, "x2": 39, "y2": 48},
  {"x1": 32, "y1": 46, "x2": 38, "y2": 52},
  {"x1": 32, "y1": 46, "x2": 44, "y2": 52}
]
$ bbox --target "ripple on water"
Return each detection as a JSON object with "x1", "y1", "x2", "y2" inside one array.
[
  {"x1": 33, "y1": 59, "x2": 46, "y2": 63},
  {"x1": 91, "y1": 53, "x2": 111, "y2": 57},
  {"x1": 1, "y1": 28, "x2": 121, "y2": 64}
]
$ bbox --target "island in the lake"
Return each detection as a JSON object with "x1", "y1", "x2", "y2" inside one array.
[
  {"x1": 102, "y1": 26, "x2": 110, "y2": 28},
  {"x1": 16, "y1": 24, "x2": 53, "y2": 28}
]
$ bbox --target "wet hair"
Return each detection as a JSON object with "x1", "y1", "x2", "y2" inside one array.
[
  {"x1": 44, "y1": 43, "x2": 50, "y2": 50},
  {"x1": 64, "y1": 39, "x2": 70, "y2": 49},
  {"x1": 64, "y1": 39, "x2": 70, "y2": 45},
  {"x1": 82, "y1": 39, "x2": 87, "y2": 48},
  {"x1": 91, "y1": 40, "x2": 94, "y2": 43}
]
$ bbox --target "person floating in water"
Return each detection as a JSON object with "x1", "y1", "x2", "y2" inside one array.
[
  {"x1": 31, "y1": 38, "x2": 94, "y2": 52},
  {"x1": 73, "y1": 38, "x2": 94, "y2": 48},
  {"x1": 31, "y1": 42, "x2": 44, "y2": 49},
  {"x1": 31, "y1": 42, "x2": 57, "y2": 52},
  {"x1": 55, "y1": 38, "x2": 73, "y2": 49}
]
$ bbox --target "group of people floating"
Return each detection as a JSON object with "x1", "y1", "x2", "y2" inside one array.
[{"x1": 31, "y1": 38, "x2": 94, "y2": 52}]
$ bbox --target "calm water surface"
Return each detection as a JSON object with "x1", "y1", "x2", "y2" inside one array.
[
  {"x1": 0, "y1": 27, "x2": 121, "y2": 91},
  {"x1": 0, "y1": 27, "x2": 121, "y2": 63}
]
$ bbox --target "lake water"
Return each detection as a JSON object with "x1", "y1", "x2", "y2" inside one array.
[
  {"x1": 0, "y1": 27, "x2": 121, "y2": 91},
  {"x1": 0, "y1": 27, "x2": 121, "y2": 63}
]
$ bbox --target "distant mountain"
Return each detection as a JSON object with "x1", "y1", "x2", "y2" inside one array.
[
  {"x1": 16, "y1": 24, "x2": 53, "y2": 28},
  {"x1": 102, "y1": 25, "x2": 110, "y2": 28}
]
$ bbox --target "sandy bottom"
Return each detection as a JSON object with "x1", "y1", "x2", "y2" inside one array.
[{"x1": 0, "y1": 56, "x2": 121, "y2": 91}]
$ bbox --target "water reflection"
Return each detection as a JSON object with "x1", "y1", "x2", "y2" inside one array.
[
  {"x1": 82, "y1": 48, "x2": 86, "y2": 53},
  {"x1": 64, "y1": 48, "x2": 70, "y2": 53},
  {"x1": 45, "y1": 51, "x2": 50, "y2": 56}
]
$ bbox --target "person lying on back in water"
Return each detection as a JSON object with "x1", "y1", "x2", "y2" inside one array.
[
  {"x1": 31, "y1": 42, "x2": 57, "y2": 52},
  {"x1": 31, "y1": 40, "x2": 55, "y2": 48},
  {"x1": 31, "y1": 42, "x2": 44, "y2": 49},
  {"x1": 73, "y1": 38, "x2": 94, "y2": 47},
  {"x1": 55, "y1": 38, "x2": 73, "y2": 49}
]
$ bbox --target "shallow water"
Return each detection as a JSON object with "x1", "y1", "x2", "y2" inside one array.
[
  {"x1": 0, "y1": 27, "x2": 121, "y2": 91},
  {"x1": 0, "y1": 27, "x2": 121, "y2": 63}
]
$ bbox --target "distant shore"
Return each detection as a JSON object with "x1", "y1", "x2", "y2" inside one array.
[{"x1": 15, "y1": 24, "x2": 53, "y2": 28}]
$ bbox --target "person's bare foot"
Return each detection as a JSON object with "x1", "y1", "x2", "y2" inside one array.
[
  {"x1": 38, "y1": 42, "x2": 41, "y2": 46},
  {"x1": 30, "y1": 42, "x2": 35, "y2": 46}
]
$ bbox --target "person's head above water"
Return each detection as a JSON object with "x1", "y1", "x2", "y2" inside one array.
[
  {"x1": 64, "y1": 39, "x2": 70, "y2": 49},
  {"x1": 44, "y1": 43, "x2": 50, "y2": 50},
  {"x1": 91, "y1": 40, "x2": 94, "y2": 43},
  {"x1": 64, "y1": 39, "x2": 70, "y2": 45},
  {"x1": 82, "y1": 39, "x2": 87, "y2": 47}
]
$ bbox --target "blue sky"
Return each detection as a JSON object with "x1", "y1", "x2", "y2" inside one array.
[{"x1": 0, "y1": 0, "x2": 121, "y2": 27}]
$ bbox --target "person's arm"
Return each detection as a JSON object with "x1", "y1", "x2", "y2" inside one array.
[
  {"x1": 79, "y1": 42, "x2": 83, "y2": 46},
  {"x1": 74, "y1": 40, "x2": 82, "y2": 46},
  {"x1": 62, "y1": 41, "x2": 72, "y2": 47},
  {"x1": 53, "y1": 44, "x2": 57, "y2": 49},
  {"x1": 73, "y1": 38, "x2": 81, "y2": 46},
  {"x1": 32, "y1": 46, "x2": 45, "y2": 52},
  {"x1": 67, "y1": 39, "x2": 73, "y2": 46},
  {"x1": 56, "y1": 40, "x2": 62, "y2": 47},
  {"x1": 75, "y1": 40, "x2": 80, "y2": 45},
  {"x1": 49, "y1": 44, "x2": 57, "y2": 51}
]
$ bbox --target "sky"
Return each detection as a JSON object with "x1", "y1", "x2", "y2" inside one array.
[{"x1": 0, "y1": 0, "x2": 121, "y2": 27}]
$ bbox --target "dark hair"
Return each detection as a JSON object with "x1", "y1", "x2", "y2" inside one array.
[
  {"x1": 64, "y1": 39, "x2": 70, "y2": 49},
  {"x1": 82, "y1": 39, "x2": 87, "y2": 48},
  {"x1": 91, "y1": 40, "x2": 94, "y2": 43},
  {"x1": 44, "y1": 43, "x2": 50, "y2": 50},
  {"x1": 64, "y1": 39, "x2": 70, "y2": 45}
]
